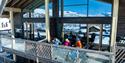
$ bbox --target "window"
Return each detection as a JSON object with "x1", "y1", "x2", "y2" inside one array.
[
  {"x1": 23, "y1": 22, "x2": 46, "y2": 41},
  {"x1": 59, "y1": 0, "x2": 112, "y2": 17},
  {"x1": 63, "y1": 23, "x2": 87, "y2": 38},
  {"x1": 63, "y1": 23, "x2": 111, "y2": 45},
  {"x1": 102, "y1": 24, "x2": 111, "y2": 45},
  {"x1": 64, "y1": 6, "x2": 87, "y2": 17},
  {"x1": 88, "y1": 24, "x2": 101, "y2": 44},
  {"x1": 34, "y1": 23, "x2": 46, "y2": 39},
  {"x1": 88, "y1": 0, "x2": 112, "y2": 17},
  {"x1": 63, "y1": 0, "x2": 88, "y2": 17},
  {"x1": 23, "y1": 0, "x2": 52, "y2": 18}
]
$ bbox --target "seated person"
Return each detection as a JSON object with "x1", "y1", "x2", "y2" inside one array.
[
  {"x1": 75, "y1": 38, "x2": 83, "y2": 48},
  {"x1": 65, "y1": 31, "x2": 76, "y2": 47},
  {"x1": 64, "y1": 33, "x2": 69, "y2": 40},
  {"x1": 52, "y1": 38, "x2": 61, "y2": 45},
  {"x1": 70, "y1": 34, "x2": 77, "y2": 47},
  {"x1": 63, "y1": 39, "x2": 71, "y2": 46},
  {"x1": 89, "y1": 33, "x2": 96, "y2": 49},
  {"x1": 80, "y1": 33, "x2": 87, "y2": 48}
]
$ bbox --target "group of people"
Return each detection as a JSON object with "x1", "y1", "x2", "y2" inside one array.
[{"x1": 52, "y1": 32, "x2": 96, "y2": 49}]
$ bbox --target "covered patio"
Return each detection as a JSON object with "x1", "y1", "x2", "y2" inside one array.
[{"x1": 0, "y1": 0, "x2": 124, "y2": 63}]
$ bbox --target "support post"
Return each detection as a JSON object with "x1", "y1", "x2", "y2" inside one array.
[
  {"x1": 110, "y1": 0, "x2": 119, "y2": 63},
  {"x1": 45, "y1": 0, "x2": 51, "y2": 42},
  {"x1": 21, "y1": 12, "x2": 24, "y2": 39},
  {"x1": 110, "y1": 0, "x2": 119, "y2": 52},
  {"x1": 26, "y1": 22, "x2": 28, "y2": 39},
  {"x1": 99, "y1": 24, "x2": 103, "y2": 50},
  {"x1": 61, "y1": 0, "x2": 64, "y2": 17},
  {"x1": 87, "y1": 24, "x2": 89, "y2": 49},
  {"x1": 60, "y1": 0, "x2": 64, "y2": 41},
  {"x1": 9, "y1": 11, "x2": 16, "y2": 61},
  {"x1": 10, "y1": 11, "x2": 15, "y2": 38}
]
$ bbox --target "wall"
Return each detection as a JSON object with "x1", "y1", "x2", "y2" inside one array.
[
  {"x1": 13, "y1": 13, "x2": 22, "y2": 29},
  {"x1": 117, "y1": 0, "x2": 125, "y2": 36}
]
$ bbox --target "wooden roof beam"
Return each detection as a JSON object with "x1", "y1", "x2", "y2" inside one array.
[
  {"x1": 16, "y1": 0, "x2": 27, "y2": 8},
  {"x1": 21, "y1": 0, "x2": 33, "y2": 9},
  {"x1": 7, "y1": 0, "x2": 12, "y2": 4},
  {"x1": 10, "y1": 0, "x2": 20, "y2": 7},
  {"x1": 24, "y1": 0, "x2": 38, "y2": 9},
  {"x1": 4, "y1": 7, "x2": 21, "y2": 12},
  {"x1": 6, "y1": 0, "x2": 13, "y2": 7},
  {"x1": 28, "y1": 0, "x2": 43, "y2": 10}
]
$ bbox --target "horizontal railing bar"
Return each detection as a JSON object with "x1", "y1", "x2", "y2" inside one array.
[{"x1": 0, "y1": 54, "x2": 15, "y2": 63}]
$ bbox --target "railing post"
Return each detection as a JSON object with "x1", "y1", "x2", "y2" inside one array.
[
  {"x1": 0, "y1": 33, "x2": 1, "y2": 45},
  {"x1": 50, "y1": 44, "x2": 53, "y2": 60},
  {"x1": 110, "y1": 0, "x2": 119, "y2": 63},
  {"x1": 99, "y1": 24, "x2": 103, "y2": 50},
  {"x1": 36, "y1": 57, "x2": 39, "y2": 63},
  {"x1": 36, "y1": 43, "x2": 39, "y2": 63},
  {"x1": 76, "y1": 50, "x2": 80, "y2": 63}
]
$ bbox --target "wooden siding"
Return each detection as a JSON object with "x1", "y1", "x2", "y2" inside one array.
[{"x1": 117, "y1": 0, "x2": 125, "y2": 36}]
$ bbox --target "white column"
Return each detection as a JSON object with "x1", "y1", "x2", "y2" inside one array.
[
  {"x1": 9, "y1": 11, "x2": 16, "y2": 61},
  {"x1": 110, "y1": 0, "x2": 119, "y2": 52},
  {"x1": 9, "y1": 11, "x2": 15, "y2": 38},
  {"x1": 110, "y1": 0, "x2": 119, "y2": 63},
  {"x1": 45, "y1": 0, "x2": 51, "y2": 42}
]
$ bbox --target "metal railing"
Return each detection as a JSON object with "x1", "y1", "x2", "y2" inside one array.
[
  {"x1": 0, "y1": 35, "x2": 114, "y2": 63},
  {"x1": 0, "y1": 54, "x2": 15, "y2": 63},
  {"x1": 115, "y1": 46, "x2": 125, "y2": 63},
  {"x1": 115, "y1": 39, "x2": 125, "y2": 63}
]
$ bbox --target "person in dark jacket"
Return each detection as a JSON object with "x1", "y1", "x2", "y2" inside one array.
[
  {"x1": 80, "y1": 33, "x2": 87, "y2": 48},
  {"x1": 89, "y1": 33, "x2": 96, "y2": 49},
  {"x1": 68, "y1": 32, "x2": 77, "y2": 47}
]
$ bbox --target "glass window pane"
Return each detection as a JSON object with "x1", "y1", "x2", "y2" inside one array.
[
  {"x1": 88, "y1": 24, "x2": 101, "y2": 44},
  {"x1": 64, "y1": 6, "x2": 87, "y2": 17},
  {"x1": 64, "y1": 0, "x2": 87, "y2": 5},
  {"x1": 34, "y1": 23, "x2": 46, "y2": 40},
  {"x1": 102, "y1": 24, "x2": 111, "y2": 45},
  {"x1": 63, "y1": 23, "x2": 87, "y2": 38},
  {"x1": 88, "y1": 0, "x2": 112, "y2": 17},
  {"x1": 26, "y1": 0, "x2": 53, "y2": 18}
]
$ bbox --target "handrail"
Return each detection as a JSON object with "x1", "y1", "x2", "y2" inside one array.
[{"x1": 52, "y1": 44, "x2": 113, "y2": 55}]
